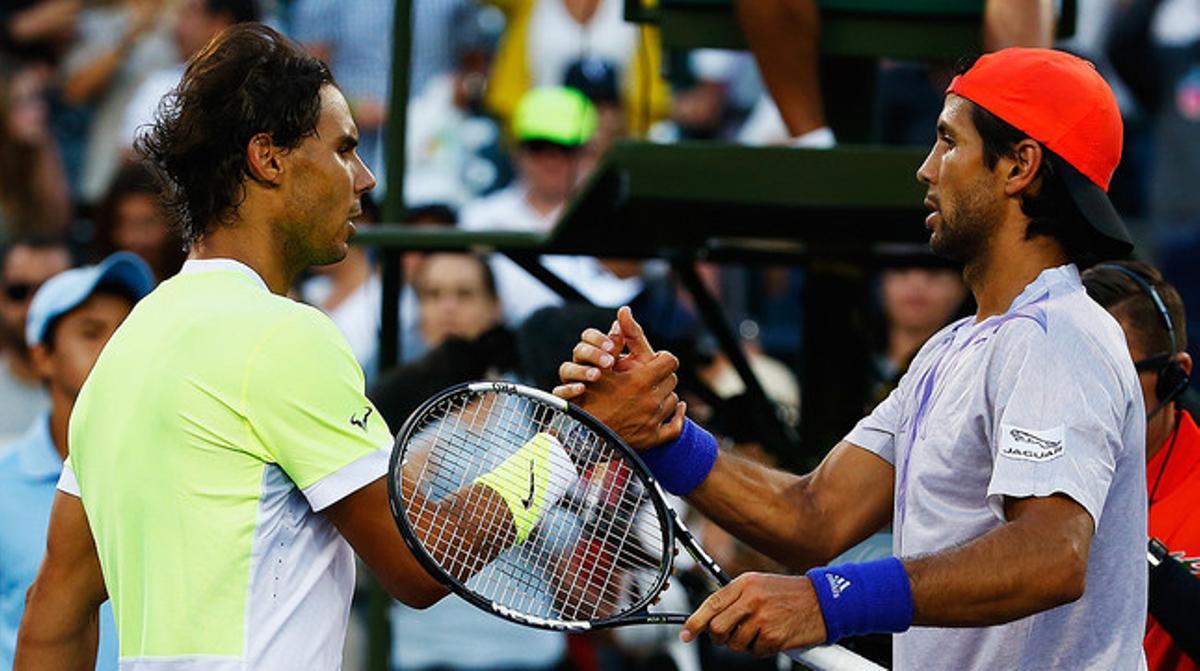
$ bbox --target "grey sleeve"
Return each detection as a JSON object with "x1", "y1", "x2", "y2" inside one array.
[
  {"x1": 984, "y1": 324, "x2": 1135, "y2": 526},
  {"x1": 844, "y1": 367, "x2": 920, "y2": 465}
]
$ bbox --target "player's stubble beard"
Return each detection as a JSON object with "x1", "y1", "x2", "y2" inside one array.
[
  {"x1": 278, "y1": 178, "x2": 349, "y2": 275},
  {"x1": 929, "y1": 176, "x2": 1004, "y2": 284}
]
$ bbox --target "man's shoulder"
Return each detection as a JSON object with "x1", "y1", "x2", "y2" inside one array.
[
  {"x1": 992, "y1": 287, "x2": 1123, "y2": 350},
  {"x1": 241, "y1": 300, "x2": 355, "y2": 374},
  {"x1": 157, "y1": 270, "x2": 322, "y2": 329},
  {"x1": 987, "y1": 289, "x2": 1138, "y2": 397},
  {"x1": 114, "y1": 275, "x2": 340, "y2": 380}
]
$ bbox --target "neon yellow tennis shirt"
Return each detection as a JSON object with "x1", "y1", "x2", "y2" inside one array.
[{"x1": 58, "y1": 259, "x2": 393, "y2": 670}]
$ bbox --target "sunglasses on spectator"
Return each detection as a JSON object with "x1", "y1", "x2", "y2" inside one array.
[
  {"x1": 520, "y1": 139, "x2": 580, "y2": 155},
  {"x1": 3, "y1": 283, "x2": 38, "y2": 302}
]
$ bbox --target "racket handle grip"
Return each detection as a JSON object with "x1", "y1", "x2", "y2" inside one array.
[{"x1": 784, "y1": 644, "x2": 886, "y2": 671}]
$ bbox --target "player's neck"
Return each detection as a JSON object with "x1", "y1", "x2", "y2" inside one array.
[
  {"x1": 189, "y1": 223, "x2": 296, "y2": 296},
  {"x1": 967, "y1": 222, "x2": 1068, "y2": 320}
]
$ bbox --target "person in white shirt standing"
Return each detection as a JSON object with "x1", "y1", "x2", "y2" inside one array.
[{"x1": 461, "y1": 86, "x2": 642, "y2": 325}]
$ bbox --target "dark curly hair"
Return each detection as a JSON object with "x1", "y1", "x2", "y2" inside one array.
[{"x1": 136, "y1": 23, "x2": 334, "y2": 244}]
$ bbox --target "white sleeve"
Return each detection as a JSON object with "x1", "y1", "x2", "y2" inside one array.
[
  {"x1": 301, "y1": 447, "x2": 389, "y2": 512},
  {"x1": 984, "y1": 322, "x2": 1135, "y2": 526},
  {"x1": 57, "y1": 462, "x2": 81, "y2": 498},
  {"x1": 844, "y1": 382, "x2": 904, "y2": 465}
]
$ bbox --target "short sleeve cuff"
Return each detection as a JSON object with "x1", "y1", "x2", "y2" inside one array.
[
  {"x1": 844, "y1": 423, "x2": 897, "y2": 465},
  {"x1": 302, "y1": 447, "x2": 389, "y2": 512},
  {"x1": 985, "y1": 479, "x2": 1104, "y2": 528},
  {"x1": 57, "y1": 462, "x2": 81, "y2": 497}
]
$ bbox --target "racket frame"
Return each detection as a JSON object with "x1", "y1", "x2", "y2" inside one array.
[{"x1": 388, "y1": 380, "x2": 695, "y2": 632}]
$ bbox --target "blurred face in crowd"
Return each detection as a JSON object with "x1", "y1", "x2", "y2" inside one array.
[
  {"x1": 0, "y1": 244, "x2": 72, "y2": 352},
  {"x1": 278, "y1": 85, "x2": 375, "y2": 269},
  {"x1": 517, "y1": 140, "x2": 581, "y2": 206},
  {"x1": 917, "y1": 96, "x2": 1006, "y2": 264},
  {"x1": 175, "y1": 0, "x2": 233, "y2": 60},
  {"x1": 416, "y1": 254, "x2": 501, "y2": 347},
  {"x1": 113, "y1": 192, "x2": 173, "y2": 277},
  {"x1": 31, "y1": 292, "x2": 133, "y2": 401},
  {"x1": 578, "y1": 102, "x2": 623, "y2": 181},
  {"x1": 399, "y1": 211, "x2": 456, "y2": 280},
  {"x1": 4, "y1": 65, "x2": 51, "y2": 146},
  {"x1": 882, "y1": 267, "x2": 967, "y2": 335}
]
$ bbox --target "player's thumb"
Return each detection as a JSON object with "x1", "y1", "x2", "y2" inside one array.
[{"x1": 617, "y1": 306, "x2": 654, "y2": 359}]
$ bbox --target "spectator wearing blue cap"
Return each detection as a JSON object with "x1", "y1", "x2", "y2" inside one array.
[{"x1": 0, "y1": 251, "x2": 154, "y2": 671}]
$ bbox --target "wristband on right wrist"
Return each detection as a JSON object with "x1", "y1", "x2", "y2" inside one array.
[
  {"x1": 637, "y1": 419, "x2": 718, "y2": 496},
  {"x1": 805, "y1": 556, "x2": 914, "y2": 644}
]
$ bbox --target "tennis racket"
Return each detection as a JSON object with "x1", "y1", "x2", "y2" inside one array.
[{"x1": 387, "y1": 381, "x2": 884, "y2": 671}]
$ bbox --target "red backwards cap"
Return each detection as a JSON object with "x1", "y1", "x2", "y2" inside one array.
[
  {"x1": 947, "y1": 48, "x2": 1132, "y2": 255},
  {"x1": 947, "y1": 48, "x2": 1121, "y2": 190}
]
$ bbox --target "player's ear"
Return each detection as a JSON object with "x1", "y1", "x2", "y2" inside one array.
[
  {"x1": 246, "y1": 133, "x2": 284, "y2": 184},
  {"x1": 1003, "y1": 139, "x2": 1043, "y2": 197},
  {"x1": 1177, "y1": 351, "x2": 1193, "y2": 377}
]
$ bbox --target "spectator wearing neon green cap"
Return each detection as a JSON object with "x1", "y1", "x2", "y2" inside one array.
[{"x1": 460, "y1": 86, "x2": 644, "y2": 327}]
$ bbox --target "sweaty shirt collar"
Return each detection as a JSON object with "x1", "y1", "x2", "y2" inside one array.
[
  {"x1": 1006, "y1": 263, "x2": 1080, "y2": 313},
  {"x1": 180, "y1": 258, "x2": 269, "y2": 292}
]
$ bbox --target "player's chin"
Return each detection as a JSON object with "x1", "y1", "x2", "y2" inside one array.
[{"x1": 310, "y1": 242, "x2": 349, "y2": 268}]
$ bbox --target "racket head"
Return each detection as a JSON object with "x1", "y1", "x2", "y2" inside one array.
[{"x1": 387, "y1": 381, "x2": 679, "y2": 631}]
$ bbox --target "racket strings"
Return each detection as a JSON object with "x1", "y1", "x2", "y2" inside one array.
[{"x1": 396, "y1": 390, "x2": 669, "y2": 625}]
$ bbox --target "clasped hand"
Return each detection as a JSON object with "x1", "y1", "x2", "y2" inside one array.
[{"x1": 552, "y1": 306, "x2": 685, "y2": 450}]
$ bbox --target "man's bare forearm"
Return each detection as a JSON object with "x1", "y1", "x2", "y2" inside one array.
[
  {"x1": 908, "y1": 494, "x2": 1093, "y2": 626},
  {"x1": 687, "y1": 442, "x2": 893, "y2": 571},
  {"x1": 414, "y1": 482, "x2": 519, "y2": 582},
  {"x1": 687, "y1": 451, "x2": 827, "y2": 567},
  {"x1": 15, "y1": 583, "x2": 100, "y2": 671}
]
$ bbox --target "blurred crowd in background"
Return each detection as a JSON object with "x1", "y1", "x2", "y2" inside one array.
[{"x1": 2, "y1": 0, "x2": 1200, "y2": 670}]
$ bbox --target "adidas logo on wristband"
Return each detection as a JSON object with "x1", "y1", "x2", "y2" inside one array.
[{"x1": 826, "y1": 573, "x2": 853, "y2": 599}]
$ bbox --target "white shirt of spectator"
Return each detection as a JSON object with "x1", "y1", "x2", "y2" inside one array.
[
  {"x1": 845, "y1": 264, "x2": 1148, "y2": 670},
  {"x1": 528, "y1": 0, "x2": 636, "y2": 88},
  {"x1": 121, "y1": 64, "x2": 185, "y2": 149},
  {"x1": 64, "y1": 6, "x2": 176, "y2": 201},
  {"x1": 459, "y1": 184, "x2": 642, "y2": 326}
]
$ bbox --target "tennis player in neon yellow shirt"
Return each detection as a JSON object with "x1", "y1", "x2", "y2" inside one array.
[{"x1": 14, "y1": 23, "x2": 666, "y2": 671}]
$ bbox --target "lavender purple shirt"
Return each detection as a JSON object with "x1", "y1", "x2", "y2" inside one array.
[{"x1": 845, "y1": 264, "x2": 1148, "y2": 670}]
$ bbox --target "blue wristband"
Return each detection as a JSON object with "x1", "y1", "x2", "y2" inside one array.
[
  {"x1": 805, "y1": 557, "x2": 914, "y2": 644},
  {"x1": 638, "y1": 419, "x2": 718, "y2": 496}
]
